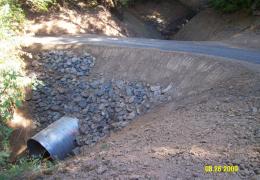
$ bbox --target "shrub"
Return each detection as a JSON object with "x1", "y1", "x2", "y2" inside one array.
[
  {"x1": 0, "y1": 39, "x2": 39, "y2": 172},
  {"x1": 0, "y1": 0, "x2": 57, "y2": 39},
  {"x1": 0, "y1": 0, "x2": 25, "y2": 39},
  {"x1": 0, "y1": 39, "x2": 38, "y2": 122},
  {"x1": 0, "y1": 2, "x2": 41, "y2": 173},
  {"x1": 26, "y1": 0, "x2": 57, "y2": 12},
  {"x1": 210, "y1": 0, "x2": 260, "y2": 13},
  {"x1": 0, "y1": 157, "x2": 56, "y2": 179}
]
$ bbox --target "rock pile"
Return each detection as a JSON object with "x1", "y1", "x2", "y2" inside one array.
[{"x1": 28, "y1": 51, "x2": 172, "y2": 146}]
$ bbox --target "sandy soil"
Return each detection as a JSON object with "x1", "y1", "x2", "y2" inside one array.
[
  {"x1": 25, "y1": 5, "x2": 128, "y2": 37},
  {"x1": 173, "y1": 9, "x2": 260, "y2": 50}
]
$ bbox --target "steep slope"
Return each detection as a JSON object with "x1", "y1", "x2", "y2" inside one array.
[{"x1": 173, "y1": 9, "x2": 260, "y2": 50}]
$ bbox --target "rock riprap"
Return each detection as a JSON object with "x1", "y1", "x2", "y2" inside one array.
[{"x1": 27, "y1": 51, "x2": 172, "y2": 146}]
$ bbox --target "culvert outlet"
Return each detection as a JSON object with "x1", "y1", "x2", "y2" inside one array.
[{"x1": 27, "y1": 116, "x2": 79, "y2": 160}]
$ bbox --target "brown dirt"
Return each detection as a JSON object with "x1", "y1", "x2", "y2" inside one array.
[
  {"x1": 25, "y1": 5, "x2": 128, "y2": 37},
  {"x1": 173, "y1": 9, "x2": 260, "y2": 50},
  {"x1": 126, "y1": 0, "x2": 193, "y2": 39},
  {"x1": 24, "y1": 0, "x2": 196, "y2": 40},
  {"x1": 7, "y1": 101, "x2": 36, "y2": 162}
]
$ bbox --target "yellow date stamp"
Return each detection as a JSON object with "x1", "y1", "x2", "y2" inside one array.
[{"x1": 204, "y1": 165, "x2": 239, "y2": 173}]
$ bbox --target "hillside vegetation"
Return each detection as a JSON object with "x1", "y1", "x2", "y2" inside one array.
[{"x1": 210, "y1": 0, "x2": 260, "y2": 13}]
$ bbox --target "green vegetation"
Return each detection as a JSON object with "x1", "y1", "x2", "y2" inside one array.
[
  {"x1": 0, "y1": 0, "x2": 25, "y2": 39},
  {"x1": 27, "y1": 0, "x2": 56, "y2": 12},
  {"x1": 210, "y1": 0, "x2": 260, "y2": 13},
  {"x1": 0, "y1": 157, "x2": 56, "y2": 179},
  {"x1": 0, "y1": 0, "x2": 56, "y2": 38},
  {"x1": 118, "y1": 0, "x2": 162, "y2": 6},
  {"x1": 0, "y1": 0, "x2": 52, "y2": 178}
]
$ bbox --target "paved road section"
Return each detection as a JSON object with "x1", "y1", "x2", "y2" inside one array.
[{"x1": 26, "y1": 35, "x2": 260, "y2": 64}]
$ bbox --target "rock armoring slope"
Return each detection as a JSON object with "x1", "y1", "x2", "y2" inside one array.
[{"x1": 26, "y1": 50, "x2": 172, "y2": 147}]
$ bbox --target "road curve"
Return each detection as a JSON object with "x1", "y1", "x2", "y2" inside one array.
[{"x1": 26, "y1": 35, "x2": 260, "y2": 64}]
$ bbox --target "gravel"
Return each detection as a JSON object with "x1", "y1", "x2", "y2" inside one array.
[{"x1": 28, "y1": 51, "x2": 172, "y2": 147}]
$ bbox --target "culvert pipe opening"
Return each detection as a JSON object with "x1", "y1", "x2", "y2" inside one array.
[
  {"x1": 27, "y1": 139, "x2": 50, "y2": 159},
  {"x1": 27, "y1": 117, "x2": 79, "y2": 160}
]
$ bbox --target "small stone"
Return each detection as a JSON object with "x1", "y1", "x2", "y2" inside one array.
[
  {"x1": 50, "y1": 105, "x2": 60, "y2": 111},
  {"x1": 77, "y1": 72, "x2": 84, "y2": 76},
  {"x1": 96, "y1": 90, "x2": 104, "y2": 97},
  {"x1": 192, "y1": 173, "x2": 199, "y2": 177},
  {"x1": 66, "y1": 61, "x2": 72, "y2": 66},
  {"x1": 145, "y1": 103, "x2": 150, "y2": 109},
  {"x1": 150, "y1": 85, "x2": 160, "y2": 92},
  {"x1": 136, "y1": 106, "x2": 141, "y2": 115},
  {"x1": 117, "y1": 102, "x2": 125, "y2": 108},
  {"x1": 80, "y1": 65, "x2": 89, "y2": 71},
  {"x1": 252, "y1": 107, "x2": 258, "y2": 114},
  {"x1": 115, "y1": 107, "x2": 122, "y2": 113},
  {"x1": 115, "y1": 80, "x2": 124, "y2": 89},
  {"x1": 57, "y1": 87, "x2": 66, "y2": 94},
  {"x1": 233, "y1": 159, "x2": 242, "y2": 165},
  {"x1": 128, "y1": 96, "x2": 135, "y2": 104},
  {"x1": 90, "y1": 80, "x2": 101, "y2": 89},
  {"x1": 154, "y1": 90, "x2": 161, "y2": 96},
  {"x1": 71, "y1": 57, "x2": 78, "y2": 63},
  {"x1": 126, "y1": 105, "x2": 134, "y2": 112},
  {"x1": 111, "y1": 121, "x2": 128, "y2": 129},
  {"x1": 162, "y1": 84, "x2": 172, "y2": 93},
  {"x1": 254, "y1": 129, "x2": 260, "y2": 138},
  {"x1": 223, "y1": 97, "x2": 231, "y2": 103},
  {"x1": 126, "y1": 86, "x2": 133, "y2": 96},
  {"x1": 96, "y1": 165, "x2": 107, "y2": 174},
  {"x1": 127, "y1": 112, "x2": 136, "y2": 120},
  {"x1": 81, "y1": 91, "x2": 89, "y2": 98},
  {"x1": 78, "y1": 100, "x2": 87, "y2": 108},
  {"x1": 72, "y1": 147, "x2": 81, "y2": 155}
]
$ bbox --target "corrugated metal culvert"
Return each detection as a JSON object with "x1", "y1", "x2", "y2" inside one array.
[{"x1": 27, "y1": 116, "x2": 79, "y2": 160}]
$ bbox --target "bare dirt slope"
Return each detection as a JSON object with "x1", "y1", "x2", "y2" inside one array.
[
  {"x1": 24, "y1": 0, "x2": 196, "y2": 39},
  {"x1": 25, "y1": 5, "x2": 128, "y2": 37},
  {"x1": 124, "y1": 0, "x2": 193, "y2": 39},
  {"x1": 173, "y1": 9, "x2": 260, "y2": 50}
]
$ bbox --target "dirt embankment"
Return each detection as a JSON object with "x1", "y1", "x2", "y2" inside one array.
[
  {"x1": 123, "y1": 0, "x2": 194, "y2": 39},
  {"x1": 25, "y1": 5, "x2": 128, "y2": 37},
  {"x1": 24, "y1": 0, "x2": 197, "y2": 39},
  {"x1": 173, "y1": 9, "x2": 260, "y2": 50}
]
